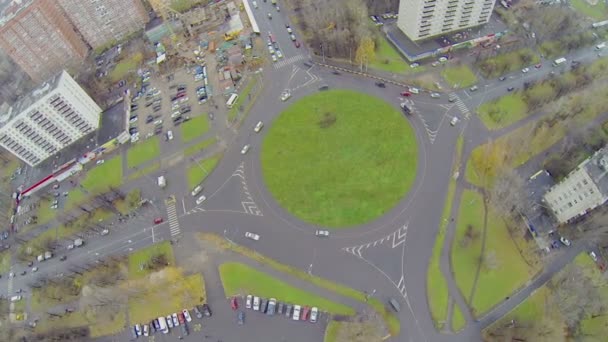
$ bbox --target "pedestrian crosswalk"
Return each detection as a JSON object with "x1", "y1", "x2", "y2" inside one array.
[
  {"x1": 164, "y1": 198, "x2": 180, "y2": 237},
  {"x1": 454, "y1": 97, "x2": 471, "y2": 119},
  {"x1": 274, "y1": 54, "x2": 306, "y2": 69}
]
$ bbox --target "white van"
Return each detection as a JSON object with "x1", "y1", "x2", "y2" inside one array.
[
  {"x1": 10, "y1": 295, "x2": 22, "y2": 302},
  {"x1": 158, "y1": 316, "x2": 169, "y2": 334},
  {"x1": 596, "y1": 42, "x2": 606, "y2": 50},
  {"x1": 252, "y1": 1, "x2": 258, "y2": 8},
  {"x1": 226, "y1": 93, "x2": 239, "y2": 109}
]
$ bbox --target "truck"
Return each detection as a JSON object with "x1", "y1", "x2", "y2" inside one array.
[
  {"x1": 552, "y1": 57, "x2": 566, "y2": 67},
  {"x1": 158, "y1": 176, "x2": 166, "y2": 188}
]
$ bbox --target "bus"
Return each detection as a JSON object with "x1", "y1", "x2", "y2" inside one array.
[
  {"x1": 226, "y1": 93, "x2": 239, "y2": 108},
  {"x1": 552, "y1": 57, "x2": 566, "y2": 66}
]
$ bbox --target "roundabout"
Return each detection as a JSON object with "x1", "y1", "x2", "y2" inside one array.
[{"x1": 260, "y1": 89, "x2": 419, "y2": 228}]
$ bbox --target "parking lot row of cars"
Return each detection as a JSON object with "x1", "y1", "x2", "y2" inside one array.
[
  {"x1": 131, "y1": 305, "x2": 211, "y2": 339},
  {"x1": 238, "y1": 295, "x2": 319, "y2": 323}
]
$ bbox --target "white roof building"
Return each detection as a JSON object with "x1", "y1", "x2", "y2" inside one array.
[
  {"x1": 543, "y1": 146, "x2": 608, "y2": 223},
  {"x1": 0, "y1": 70, "x2": 101, "y2": 166}
]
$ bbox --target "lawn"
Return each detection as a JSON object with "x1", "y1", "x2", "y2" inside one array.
[
  {"x1": 184, "y1": 137, "x2": 217, "y2": 157},
  {"x1": 228, "y1": 77, "x2": 258, "y2": 122},
  {"x1": 261, "y1": 89, "x2": 418, "y2": 228},
  {"x1": 219, "y1": 262, "x2": 355, "y2": 315},
  {"x1": 128, "y1": 241, "x2": 175, "y2": 279},
  {"x1": 35, "y1": 198, "x2": 57, "y2": 225},
  {"x1": 370, "y1": 36, "x2": 423, "y2": 74},
  {"x1": 81, "y1": 155, "x2": 123, "y2": 194},
  {"x1": 452, "y1": 304, "x2": 466, "y2": 331},
  {"x1": 427, "y1": 136, "x2": 463, "y2": 328},
  {"x1": 450, "y1": 189, "x2": 485, "y2": 304},
  {"x1": 129, "y1": 273, "x2": 205, "y2": 323},
  {"x1": 181, "y1": 114, "x2": 210, "y2": 142},
  {"x1": 570, "y1": 0, "x2": 608, "y2": 20},
  {"x1": 441, "y1": 65, "x2": 478, "y2": 88},
  {"x1": 127, "y1": 137, "x2": 160, "y2": 169},
  {"x1": 0, "y1": 251, "x2": 10, "y2": 273},
  {"x1": 109, "y1": 53, "x2": 142, "y2": 82},
  {"x1": 324, "y1": 320, "x2": 341, "y2": 342},
  {"x1": 126, "y1": 161, "x2": 160, "y2": 181},
  {"x1": 186, "y1": 154, "x2": 221, "y2": 189},
  {"x1": 477, "y1": 48, "x2": 540, "y2": 78},
  {"x1": 477, "y1": 93, "x2": 528, "y2": 130},
  {"x1": 65, "y1": 188, "x2": 87, "y2": 211}
]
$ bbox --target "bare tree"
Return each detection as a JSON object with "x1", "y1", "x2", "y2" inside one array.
[{"x1": 488, "y1": 169, "x2": 529, "y2": 222}]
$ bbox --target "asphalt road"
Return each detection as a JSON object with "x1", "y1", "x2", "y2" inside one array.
[{"x1": 3, "y1": 2, "x2": 606, "y2": 341}]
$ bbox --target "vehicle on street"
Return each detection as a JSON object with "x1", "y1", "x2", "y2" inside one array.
[
  {"x1": 400, "y1": 91, "x2": 411, "y2": 97},
  {"x1": 241, "y1": 144, "x2": 250, "y2": 154},
  {"x1": 294, "y1": 40, "x2": 301, "y2": 48},
  {"x1": 315, "y1": 230, "x2": 329, "y2": 237},
  {"x1": 254, "y1": 121, "x2": 264, "y2": 132},
  {"x1": 267, "y1": 12, "x2": 272, "y2": 19},
  {"x1": 182, "y1": 309, "x2": 192, "y2": 322},
  {"x1": 238, "y1": 311, "x2": 245, "y2": 325},
  {"x1": 290, "y1": 34, "x2": 296, "y2": 41},
  {"x1": 281, "y1": 90, "x2": 292, "y2": 101},
  {"x1": 590, "y1": 251, "x2": 598, "y2": 261},
  {"x1": 101, "y1": 229, "x2": 109, "y2": 236},
  {"x1": 267, "y1": 298, "x2": 276, "y2": 315},
  {"x1": 191, "y1": 185, "x2": 203, "y2": 197},
  {"x1": 253, "y1": 296, "x2": 261, "y2": 311},
  {"x1": 276, "y1": 50, "x2": 283, "y2": 58},
  {"x1": 96, "y1": 159, "x2": 105, "y2": 165},
  {"x1": 430, "y1": 92, "x2": 441, "y2": 98},
  {"x1": 271, "y1": 54, "x2": 278, "y2": 62},
  {"x1": 287, "y1": 27, "x2": 292, "y2": 34},
  {"x1": 375, "y1": 81, "x2": 386, "y2": 88},
  {"x1": 553, "y1": 57, "x2": 567, "y2": 66},
  {"x1": 450, "y1": 117, "x2": 460, "y2": 126},
  {"x1": 245, "y1": 232, "x2": 260, "y2": 241},
  {"x1": 292, "y1": 305, "x2": 301, "y2": 320},
  {"x1": 154, "y1": 217, "x2": 164, "y2": 224},
  {"x1": 310, "y1": 307, "x2": 318, "y2": 323},
  {"x1": 10, "y1": 295, "x2": 22, "y2": 302},
  {"x1": 522, "y1": 67, "x2": 530, "y2": 73},
  {"x1": 32, "y1": 267, "x2": 38, "y2": 272},
  {"x1": 231, "y1": 297, "x2": 239, "y2": 310},
  {"x1": 389, "y1": 298, "x2": 401, "y2": 312},
  {"x1": 60, "y1": 255, "x2": 67, "y2": 261},
  {"x1": 246, "y1": 295, "x2": 252, "y2": 309},
  {"x1": 196, "y1": 195, "x2": 207, "y2": 205},
  {"x1": 469, "y1": 85, "x2": 478, "y2": 91},
  {"x1": 166, "y1": 130, "x2": 173, "y2": 141},
  {"x1": 408, "y1": 87, "x2": 420, "y2": 94},
  {"x1": 448, "y1": 94, "x2": 457, "y2": 103},
  {"x1": 499, "y1": 76, "x2": 506, "y2": 81},
  {"x1": 507, "y1": 87, "x2": 515, "y2": 92}
]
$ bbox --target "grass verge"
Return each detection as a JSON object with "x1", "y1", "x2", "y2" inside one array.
[
  {"x1": 199, "y1": 233, "x2": 400, "y2": 336},
  {"x1": 127, "y1": 137, "x2": 160, "y2": 169},
  {"x1": 186, "y1": 154, "x2": 221, "y2": 189},
  {"x1": 452, "y1": 304, "x2": 466, "y2": 331},
  {"x1": 228, "y1": 77, "x2": 259, "y2": 122},
  {"x1": 184, "y1": 137, "x2": 217, "y2": 157},
  {"x1": 219, "y1": 262, "x2": 355, "y2": 315},
  {"x1": 477, "y1": 93, "x2": 528, "y2": 130},
  {"x1": 0, "y1": 251, "x2": 10, "y2": 274},
  {"x1": 476, "y1": 48, "x2": 540, "y2": 78},
  {"x1": 570, "y1": 0, "x2": 608, "y2": 20},
  {"x1": 441, "y1": 65, "x2": 478, "y2": 88},
  {"x1": 128, "y1": 241, "x2": 175, "y2": 279},
  {"x1": 127, "y1": 161, "x2": 160, "y2": 181},
  {"x1": 181, "y1": 114, "x2": 210, "y2": 142},
  {"x1": 370, "y1": 36, "x2": 424, "y2": 74}
]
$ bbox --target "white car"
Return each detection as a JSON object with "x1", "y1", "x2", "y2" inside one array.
[
  {"x1": 590, "y1": 251, "x2": 598, "y2": 261},
  {"x1": 253, "y1": 296, "x2": 261, "y2": 311},
  {"x1": 143, "y1": 324, "x2": 149, "y2": 336},
  {"x1": 430, "y1": 92, "x2": 441, "y2": 98},
  {"x1": 522, "y1": 67, "x2": 529, "y2": 73},
  {"x1": 245, "y1": 232, "x2": 260, "y2": 241},
  {"x1": 134, "y1": 324, "x2": 142, "y2": 336},
  {"x1": 241, "y1": 144, "x2": 250, "y2": 155},
  {"x1": 410, "y1": 63, "x2": 419, "y2": 68},
  {"x1": 166, "y1": 315, "x2": 174, "y2": 328},
  {"x1": 281, "y1": 90, "x2": 291, "y2": 101},
  {"x1": 32, "y1": 267, "x2": 38, "y2": 272},
  {"x1": 292, "y1": 305, "x2": 301, "y2": 320},
  {"x1": 287, "y1": 27, "x2": 292, "y2": 34},
  {"x1": 246, "y1": 295, "x2": 253, "y2": 309},
  {"x1": 276, "y1": 50, "x2": 283, "y2": 58},
  {"x1": 182, "y1": 309, "x2": 192, "y2": 322},
  {"x1": 450, "y1": 117, "x2": 460, "y2": 126},
  {"x1": 196, "y1": 195, "x2": 207, "y2": 205},
  {"x1": 290, "y1": 34, "x2": 296, "y2": 41},
  {"x1": 268, "y1": 46, "x2": 275, "y2": 54},
  {"x1": 191, "y1": 185, "x2": 203, "y2": 197},
  {"x1": 254, "y1": 121, "x2": 264, "y2": 132},
  {"x1": 272, "y1": 54, "x2": 278, "y2": 62},
  {"x1": 172, "y1": 313, "x2": 180, "y2": 326},
  {"x1": 167, "y1": 130, "x2": 174, "y2": 141},
  {"x1": 409, "y1": 87, "x2": 420, "y2": 94},
  {"x1": 310, "y1": 307, "x2": 318, "y2": 323},
  {"x1": 560, "y1": 236, "x2": 571, "y2": 246},
  {"x1": 469, "y1": 85, "x2": 478, "y2": 91},
  {"x1": 315, "y1": 230, "x2": 329, "y2": 237},
  {"x1": 96, "y1": 159, "x2": 104, "y2": 165}
]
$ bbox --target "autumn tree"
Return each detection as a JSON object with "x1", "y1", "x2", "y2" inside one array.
[{"x1": 355, "y1": 37, "x2": 375, "y2": 71}]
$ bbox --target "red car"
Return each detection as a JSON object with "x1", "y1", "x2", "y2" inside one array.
[
  {"x1": 153, "y1": 217, "x2": 164, "y2": 224},
  {"x1": 301, "y1": 306, "x2": 310, "y2": 321},
  {"x1": 294, "y1": 40, "x2": 300, "y2": 48},
  {"x1": 400, "y1": 91, "x2": 412, "y2": 97},
  {"x1": 230, "y1": 297, "x2": 238, "y2": 310},
  {"x1": 534, "y1": 63, "x2": 542, "y2": 69},
  {"x1": 177, "y1": 312, "x2": 186, "y2": 324}
]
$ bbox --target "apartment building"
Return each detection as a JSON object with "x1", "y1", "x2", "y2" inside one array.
[
  {"x1": 0, "y1": 0, "x2": 88, "y2": 82},
  {"x1": 0, "y1": 71, "x2": 101, "y2": 166},
  {"x1": 58, "y1": 0, "x2": 149, "y2": 49},
  {"x1": 397, "y1": 0, "x2": 495, "y2": 41},
  {"x1": 544, "y1": 147, "x2": 608, "y2": 224}
]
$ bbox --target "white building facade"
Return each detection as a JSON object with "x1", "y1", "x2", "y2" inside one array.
[
  {"x1": 0, "y1": 70, "x2": 101, "y2": 166},
  {"x1": 397, "y1": 0, "x2": 495, "y2": 41},
  {"x1": 544, "y1": 147, "x2": 608, "y2": 223}
]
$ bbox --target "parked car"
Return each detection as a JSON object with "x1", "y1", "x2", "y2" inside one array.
[
  {"x1": 469, "y1": 85, "x2": 478, "y2": 91},
  {"x1": 277, "y1": 302, "x2": 284, "y2": 315},
  {"x1": 285, "y1": 303, "x2": 293, "y2": 318},
  {"x1": 260, "y1": 298, "x2": 268, "y2": 313},
  {"x1": 301, "y1": 306, "x2": 310, "y2": 321},
  {"x1": 430, "y1": 92, "x2": 441, "y2": 98},
  {"x1": 202, "y1": 303, "x2": 212, "y2": 317},
  {"x1": 245, "y1": 232, "x2": 260, "y2": 241},
  {"x1": 166, "y1": 315, "x2": 174, "y2": 328},
  {"x1": 400, "y1": 91, "x2": 412, "y2": 97},
  {"x1": 246, "y1": 295, "x2": 252, "y2": 309},
  {"x1": 253, "y1": 296, "x2": 261, "y2": 311},
  {"x1": 237, "y1": 310, "x2": 245, "y2": 325},
  {"x1": 560, "y1": 236, "x2": 571, "y2": 246},
  {"x1": 196, "y1": 195, "x2": 207, "y2": 205},
  {"x1": 292, "y1": 305, "x2": 301, "y2": 320},
  {"x1": 172, "y1": 313, "x2": 179, "y2": 326},
  {"x1": 231, "y1": 297, "x2": 239, "y2": 310},
  {"x1": 142, "y1": 324, "x2": 149, "y2": 336},
  {"x1": 193, "y1": 306, "x2": 203, "y2": 319},
  {"x1": 522, "y1": 67, "x2": 530, "y2": 73},
  {"x1": 178, "y1": 312, "x2": 186, "y2": 325},
  {"x1": 182, "y1": 309, "x2": 192, "y2": 322},
  {"x1": 310, "y1": 307, "x2": 319, "y2": 323},
  {"x1": 134, "y1": 324, "x2": 142, "y2": 336},
  {"x1": 590, "y1": 251, "x2": 598, "y2": 261},
  {"x1": 267, "y1": 298, "x2": 276, "y2": 316}
]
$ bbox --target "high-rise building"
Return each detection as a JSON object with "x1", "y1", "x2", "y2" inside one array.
[
  {"x1": 58, "y1": 0, "x2": 149, "y2": 49},
  {"x1": 397, "y1": 0, "x2": 495, "y2": 41},
  {"x1": 0, "y1": 0, "x2": 89, "y2": 82},
  {"x1": 0, "y1": 70, "x2": 101, "y2": 166}
]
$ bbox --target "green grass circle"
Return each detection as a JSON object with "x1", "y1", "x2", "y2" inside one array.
[{"x1": 260, "y1": 89, "x2": 418, "y2": 228}]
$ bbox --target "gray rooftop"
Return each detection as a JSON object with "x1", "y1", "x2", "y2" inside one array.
[
  {"x1": 583, "y1": 146, "x2": 608, "y2": 196},
  {"x1": 0, "y1": 70, "x2": 64, "y2": 128}
]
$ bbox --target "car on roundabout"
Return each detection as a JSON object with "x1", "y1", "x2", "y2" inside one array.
[
  {"x1": 245, "y1": 232, "x2": 260, "y2": 241},
  {"x1": 315, "y1": 230, "x2": 329, "y2": 237},
  {"x1": 254, "y1": 121, "x2": 264, "y2": 132},
  {"x1": 281, "y1": 90, "x2": 291, "y2": 101},
  {"x1": 196, "y1": 195, "x2": 207, "y2": 205},
  {"x1": 241, "y1": 144, "x2": 251, "y2": 154}
]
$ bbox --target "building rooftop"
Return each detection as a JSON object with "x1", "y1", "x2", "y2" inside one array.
[
  {"x1": 582, "y1": 146, "x2": 608, "y2": 196},
  {"x1": 0, "y1": 0, "x2": 34, "y2": 27},
  {"x1": 0, "y1": 70, "x2": 64, "y2": 128}
]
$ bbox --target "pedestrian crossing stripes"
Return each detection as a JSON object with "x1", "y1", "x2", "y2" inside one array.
[
  {"x1": 454, "y1": 98, "x2": 471, "y2": 119},
  {"x1": 274, "y1": 54, "x2": 306, "y2": 69},
  {"x1": 165, "y1": 200, "x2": 180, "y2": 237}
]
